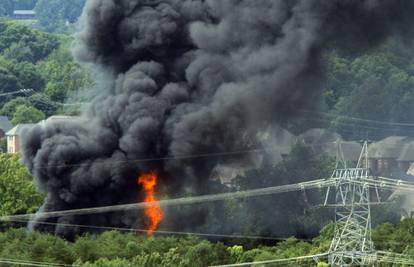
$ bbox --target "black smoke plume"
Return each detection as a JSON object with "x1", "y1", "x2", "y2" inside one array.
[{"x1": 21, "y1": 0, "x2": 414, "y2": 236}]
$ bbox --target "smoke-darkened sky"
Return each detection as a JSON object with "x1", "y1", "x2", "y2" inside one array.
[{"x1": 21, "y1": 0, "x2": 414, "y2": 236}]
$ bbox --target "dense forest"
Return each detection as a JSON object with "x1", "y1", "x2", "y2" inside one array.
[
  {"x1": 0, "y1": 18, "x2": 91, "y2": 126},
  {"x1": 1, "y1": 1, "x2": 414, "y2": 266}
]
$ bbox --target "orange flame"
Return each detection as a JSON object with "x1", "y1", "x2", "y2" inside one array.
[{"x1": 138, "y1": 172, "x2": 164, "y2": 235}]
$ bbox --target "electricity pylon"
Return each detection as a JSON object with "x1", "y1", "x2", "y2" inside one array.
[
  {"x1": 324, "y1": 141, "x2": 378, "y2": 266},
  {"x1": 214, "y1": 140, "x2": 414, "y2": 267}
]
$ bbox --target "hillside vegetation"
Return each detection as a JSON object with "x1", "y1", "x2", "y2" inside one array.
[
  {"x1": 0, "y1": 19, "x2": 91, "y2": 125},
  {"x1": 0, "y1": 220, "x2": 414, "y2": 266}
]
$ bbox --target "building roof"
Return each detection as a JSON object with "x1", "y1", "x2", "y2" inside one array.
[
  {"x1": 398, "y1": 141, "x2": 414, "y2": 161},
  {"x1": 368, "y1": 136, "x2": 412, "y2": 159},
  {"x1": 258, "y1": 126, "x2": 297, "y2": 162},
  {"x1": 298, "y1": 128, "x2": 342, "y2": 145},
  {"x1": 38, "y1": 115, "x2": 77, "y2": 126},
  {"x1": 47, "y1": 115, "x2": 75, "y2": 121},
  {"x1": 0, "y1": 116, "x2": 13, "y2": 133},
  {"x1": 210, "y1": 164, "x2": 247, "y2": 185},
  {"x1": 322, "y1": 141, "x2": 363, "y2": 162},
  {"x1": 6, "y1": 124, "x2": 35, "y2": 136},
  {"x1": 13, "y1": 10, "x2": 36, "y2": 15}
]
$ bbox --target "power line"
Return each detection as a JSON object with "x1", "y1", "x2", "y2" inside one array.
[
  {"x1": 28, "y1": 140, "x2": 358, "y2": 170},
  {"x1": 376, "y1": 251, "x2": 414, "y2": 265},
  {"x1": 0, "y1": 257, "x2": 84, "y2": 267},
  {"x1": 27, "y1": 142, "x2": 327, "y2": 169},
  {"x1": 8, "y1": 219, "x2": 295, "y2": 241},
  {"x1": 301, "y1": 116, "x2": 414, "y2": 135},
  {"x1": 209, "y1": 252, "x2": 328, "y2": 267},
  {"x1": 30, "y1": 147, "x2": 287, "y2": 169},
  {"x1": 0, "y1": 88, "x2": 34, "y2": 97},
  {"x1": 2, "y1": 174, "x2": 411, "y2": 222},
  {"x1": 0, "y1": 179, "x2": 332, "y2": 221},
  {"x1": 299, "y1": 109, "x2": 414, "y2": 127},
  {"x1": 21, "y1": 91, "x2": 86, "y2": 108},
  {"x1": 0, "y1": 260, "x2": 56, "y2": 267}
]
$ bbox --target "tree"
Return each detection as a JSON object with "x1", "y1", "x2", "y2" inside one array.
[
  {"x1": 35, "y1": 0, "x2": 86, "y2": 33},
  {"x1": 0, "y1": 154, "x2": 43, "y2": 216},
  {"x1": 5, "y1": 59, "x2": 45, "y2": 90},
  {"x1": 11, "y1": 104, "x2": 45, "y2": 125},
  {"x1": 13, "y1": 0, "x2": 38, "y2": 10},
  {"x1": 0, "y1": 97, "x2": 29, "y2": 117},
  {"x1": 0, "y1": 65, "x2": 21, "y2": 93},
  {"x1": 3, "y1": 41, "x2": 34, "y2": 62},
  {"x1": 0, "y1": 0, "x2": 14, "y2": 16},
  {"x1": 28, "y1": 93, "x2": 59, "y2": 117},
  {"x1": 0, "y1": 20, "x2": 59, "y2": 62},
  {"x1": 39, "y1": 59, "x2": 91, "y2": 102}
]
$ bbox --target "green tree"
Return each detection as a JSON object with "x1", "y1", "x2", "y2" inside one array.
[
  {"x1": 0, "y1": 65, "x2": 20, "y2": 93},
  {"x1": 0, "y1": 20, "x2": 59, "y2": 62},
  {"x1": 13, "y1": 0, "x2": 38, "y2": 10},
  {"x1": 5, "y1": 60, "x2": 45, "y2": 90},
  {"x1": 0, "y1": 97, "x2": 29, "y2": 117},
  {"x1": 39, "y1": 59, "x2": 91, "y2": 102},
  {"x1": 11, "y1": 104, "x2": 45, "y2": 125},
  {"x1": 0, "y1": 0, "x2": 14, "y2": 16},
  {"x1": 183, "y1": 240, "x2": 231, "y2": 266},
  {"x1": 80, "y1": 258, "x2": 134, "y2": 267},
  {"x1": 0, "y1": 154, "x2": 43, "y2": 216},
  {"x1": 0, "y1": 138, "x2": 6, "y2": 153},
  {"x1": 3, "y1": 42, "x2": 34, "y2": 62},
  {"x1": 28, "y1": 93, "x2": 59, "y2": 117},
  {"x1": 35, "y1": 0, "x2": 85, "y2": 33}
]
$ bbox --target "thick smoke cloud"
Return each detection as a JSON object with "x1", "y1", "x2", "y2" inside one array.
[{"x1": 21, "y1": 0, "x2": 414, "y2": 236}]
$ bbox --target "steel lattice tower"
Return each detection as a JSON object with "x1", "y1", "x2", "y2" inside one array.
[{"x1": 325, "y1": 141, "x2": 378, "y2": 266}]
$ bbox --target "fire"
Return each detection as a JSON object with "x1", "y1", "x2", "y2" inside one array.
[{"x1": 138, "y1": 172, "x2": 164, "y2": 235}]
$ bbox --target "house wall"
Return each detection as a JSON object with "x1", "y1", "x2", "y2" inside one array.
[
  {"x1": 7, "y1": 135, "x2": 20, "y2": 154},
  {"x1": 14, "y1": 14, "x2": 36, "y2": 20},
  {"x1": 398, "y1": 161, "x2": 411, "y2": 173},
  {"x1": 370, "y1": 158, "x2": 413, "y2": 175}
]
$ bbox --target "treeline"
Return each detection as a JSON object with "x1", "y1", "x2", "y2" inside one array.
[
  {"x1": 0, "y1": 18, "x2": 91, "y2": 125},
  {"x1": 0, "y1": 219, "x2": 413, "y2": 267},
  {"x1": 0, "y1": 0, "x2": 85, "y2": 33},
  {"x1": 316, "y1": 40, "x2": 414, "y2": 140}
]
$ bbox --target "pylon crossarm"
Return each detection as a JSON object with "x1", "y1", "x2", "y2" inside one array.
[
  {"x1": 353, "y1": 177, "x2": 414, "y2": 192},
  {"x1": 377, "y1": 176, "x2": 414, "y2": 190}
]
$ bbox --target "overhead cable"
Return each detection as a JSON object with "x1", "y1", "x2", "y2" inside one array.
[
  {"x1": 1, "y1": 179, "x2": 332, "y2": 221},
  {"x1": 209, "y1": 252, "x2": 329, "y2": 267},
  {"x1": 8, "y1": 219, "x2": 292, "y2": 241}
]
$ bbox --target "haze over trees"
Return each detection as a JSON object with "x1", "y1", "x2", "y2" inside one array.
[{"x1": 35, "y1": 0, "x2": 85, "y2": 32}]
